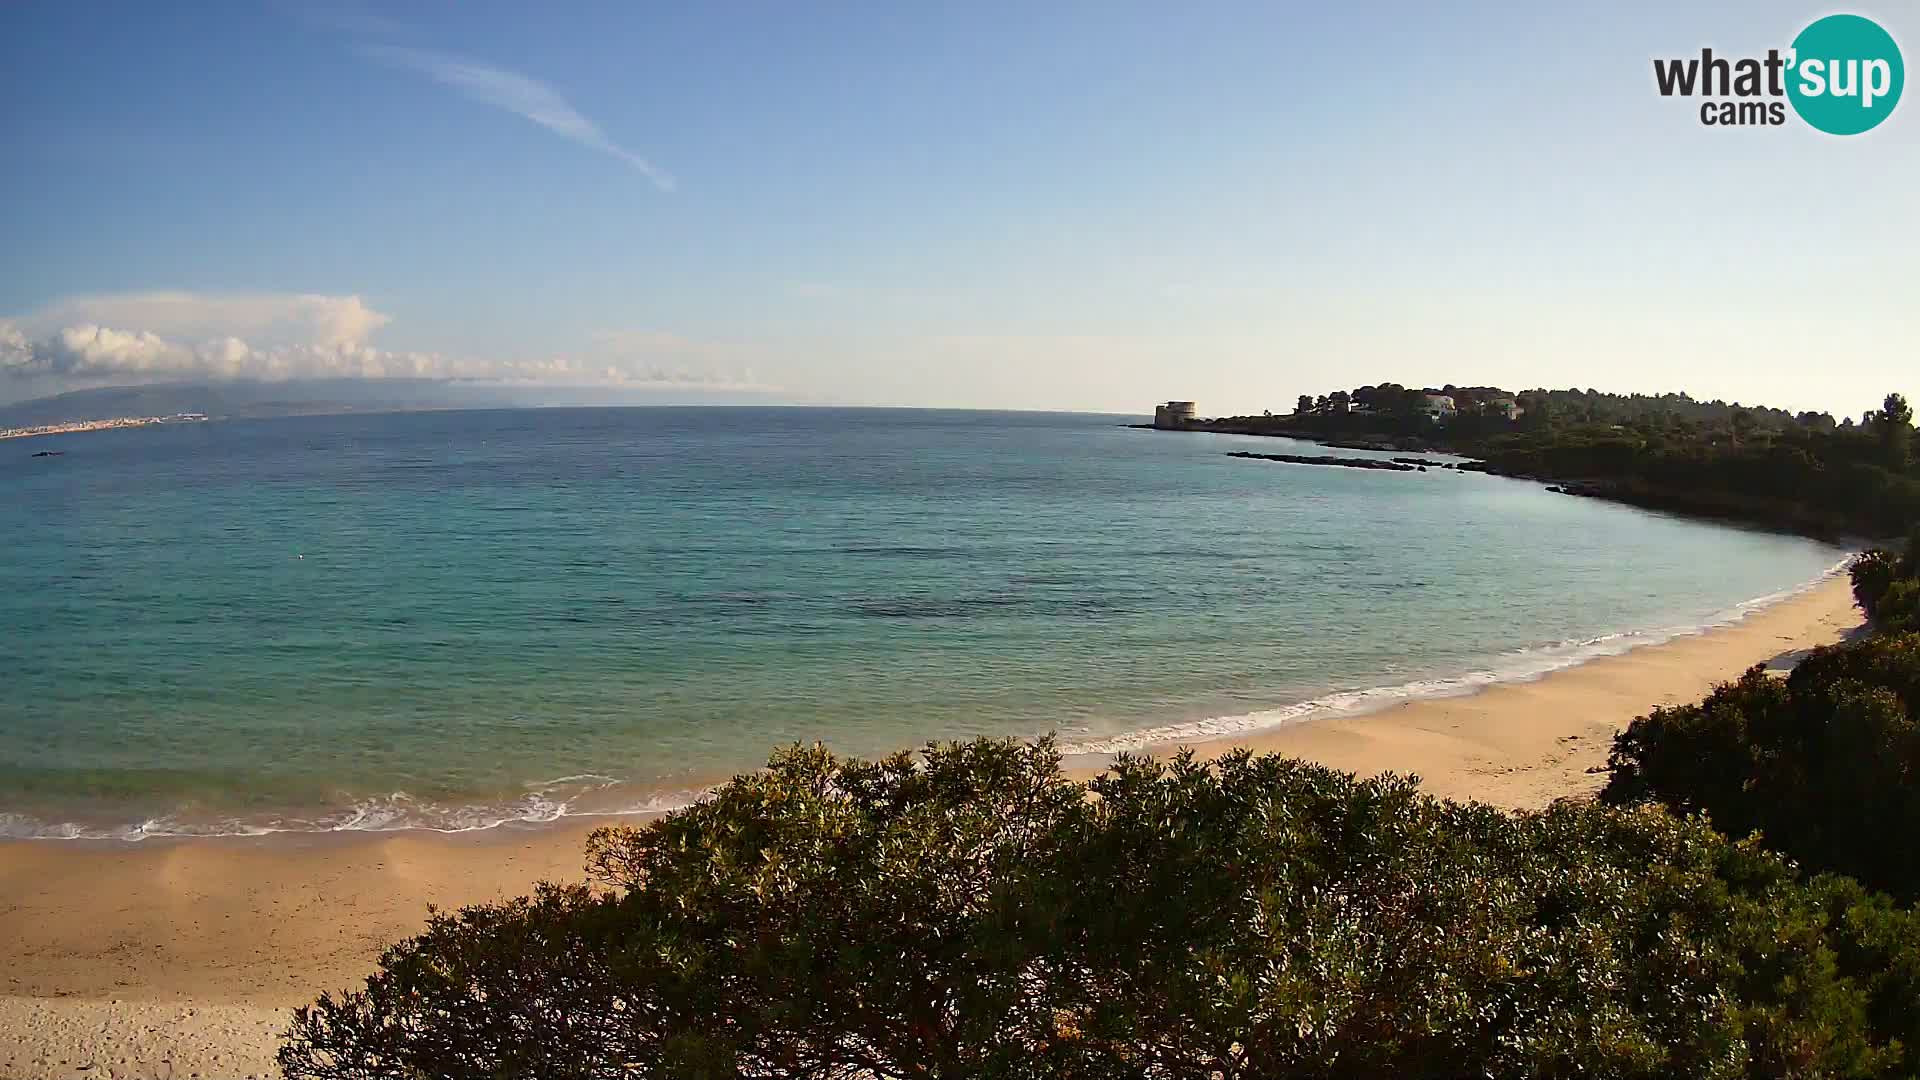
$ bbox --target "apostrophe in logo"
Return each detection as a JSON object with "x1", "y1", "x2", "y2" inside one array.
[
  {"x1": 1786, "y1": 14, "x2": 1903, "y2": 134},
  {"x1": 1652, "y1": 13, "x2": 1903, "y2": 134}
]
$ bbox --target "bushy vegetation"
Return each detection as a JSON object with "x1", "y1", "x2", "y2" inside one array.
[
  {"x1": 1851, "y1": 533, "x2": 1920, "y2": 633},
  {"x1": 1601, "y1": 631, "x2": 1920, "y2": 903},
  {"x1": 1587, "y1": 545, "x2": 1920, "y2": 1072},
  {"x1": 282, "y1": 739, "x2": 1920, "y2": 1078}
]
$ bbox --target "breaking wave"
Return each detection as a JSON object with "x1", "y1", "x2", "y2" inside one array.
[{"x1": 0, "y1": 774, "x2": 713, "y2": 842}]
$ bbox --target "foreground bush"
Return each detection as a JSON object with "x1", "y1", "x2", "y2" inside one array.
[
  {"x1": 282, "y1": 739, "x2": 1919, "y2": 1079},
  {"x1": 1603, "y1": 633, "x2": 1920, "y2": 902},
  {"x1": 1852, "y1": 532, "x2": 1920, "y2": 630}
]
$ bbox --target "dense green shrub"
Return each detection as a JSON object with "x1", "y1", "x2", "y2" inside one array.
[
  {"x1": 1876, "y1": 580, "x2": 1920, "y2": 634},
  {"x1": 1852, "y1": 533, "x2": 1920, "y2": 625},
  {"x1": 1603, "y1": 633, "x2": 1920, "y2": 903},
  {"x1": 282, "y1": 739, "x2": 1920, "y2": 1079},
  {"x1": 1853, "y1": 551, "x2": 1904, "y2": 620}
]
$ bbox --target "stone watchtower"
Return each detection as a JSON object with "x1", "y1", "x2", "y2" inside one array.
[{"x1": 1153, "y1": 401, "x2": 1197, "y2": 429}]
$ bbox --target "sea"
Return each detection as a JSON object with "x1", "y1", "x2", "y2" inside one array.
[{"x1": 0, "y1": 407, "x2": 1849, "y2": 839}]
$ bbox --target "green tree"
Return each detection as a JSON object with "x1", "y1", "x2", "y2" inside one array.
[
  {"x1": 1296, "y1": 394, "x2": 1314, "y2": 415},
  {"x1": 1731, "y1": 407, "x2": 1756, "y2": 445},
  {"x1": 1853, "y1": 532, "x2": 1920, "y2": 625},
  {"x1": 1879, "y1": 392, "x2": 1913, "y2": 471},
  {"x1": 1853, "y1": 549, "x2": 1905, "y2": 620},
  {"x1": 1877, "y1": 580, "x2": 1920, "y2": 634}
]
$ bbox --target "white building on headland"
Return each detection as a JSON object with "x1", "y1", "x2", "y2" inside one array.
[
  {"x1": 1421, "y1": 393, "x2": 1456, "y2": 422},
  {"x1": 1153, "y1": 401, "x2": 1197, "y2": 429}
]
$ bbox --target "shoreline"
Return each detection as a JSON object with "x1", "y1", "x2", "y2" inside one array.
[
  {"x1": 0, "y1": 561, "x2": 1854, "y2": 844},
  {"x1": 1062, "y1": 559, "x2": 1851, "y2": 757},
  {"x1": 0, "y1": 574, "x2": 1866, "y2": 1077},
  {"x1": 1176, "y1": 572, "x2": 1861, "y2": 807}
]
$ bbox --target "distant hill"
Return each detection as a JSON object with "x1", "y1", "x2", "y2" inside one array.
[
  {"x1": 1, "y1": 382, "x2": 384, "y2": 427},
  {"x1": 0, "y1": 380, "x2": 783, "y2": 428}
]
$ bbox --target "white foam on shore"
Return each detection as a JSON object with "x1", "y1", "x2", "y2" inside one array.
[
  {"x1": 0, "y1": 774, "x2": 713, "y2": 842},
  {"x1": 1059, "y1": 556, "x2": 1854, "y2": 756},
  {"x1": 3, "y1": 558, "x2": 1854, "y2": 841}
]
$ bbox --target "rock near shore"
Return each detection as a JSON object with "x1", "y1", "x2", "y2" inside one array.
[{"x1": 1227, "y1": 451, "x2": 1421, "y2": 472}]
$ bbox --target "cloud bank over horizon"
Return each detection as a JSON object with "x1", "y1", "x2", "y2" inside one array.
[{"x1": 0, "y1": 292, "x2": 772, "y2": 400}]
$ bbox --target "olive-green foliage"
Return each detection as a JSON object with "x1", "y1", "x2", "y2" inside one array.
[
  {"x1": 1877, "y1": 581, "x2": 1920, "y2": 634},
  {"x1": 282, "y1": 739, "x2": 1919, "y2": 1079},
  {"x1": 1603, "y1": 633, "x2": 1920, "y2": 904},
  {"x1": 1852, "y1": 534, "x2": 1920, "y2": 632},
  {"x1": 1853, "y1": 551, "x2": 1903, "y2": 620}
]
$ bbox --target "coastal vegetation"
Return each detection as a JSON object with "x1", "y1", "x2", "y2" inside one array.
[
  {"x1": 1601, "y1": 630, "x2": 1920, "y2": 901},
  {"x1": 1850, "y1": 533, "x2": 1920, "y2": 635},
  {"x1": 1200, "y1": 386, "x2": 1919, "y2": 538},
  {"x1": 1603, "y1": 537, "x2": 1920, "y2": 901},
  {"x1": 284, "y1": 735, "x2": 1920, "y2": 1078}
]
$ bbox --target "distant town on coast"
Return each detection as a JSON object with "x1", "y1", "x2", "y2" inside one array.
[{"x1": 1, "y1": 413, "x2": 206, "y2": 441}]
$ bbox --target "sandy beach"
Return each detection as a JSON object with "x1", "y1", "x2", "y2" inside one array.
[{"x1": 0, "y1": 574, "x2": 1863, "y2": 1079}]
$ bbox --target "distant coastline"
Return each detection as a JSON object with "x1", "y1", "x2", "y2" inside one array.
[
  {"x1": 1132, "y1": 385, "x2": 1920, "y2": 542},
  {"x1": 1, "y1": 413, "x2": 206, "y2": 442}
]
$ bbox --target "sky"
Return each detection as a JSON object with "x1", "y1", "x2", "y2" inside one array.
[{"x1": 1, "y1": 1, "x2": 1914, "y2": 416}]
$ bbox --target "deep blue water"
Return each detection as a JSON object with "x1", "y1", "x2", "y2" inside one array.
[{"x1": 0, "y1": 407, "x2": 1847, "y2": 837}]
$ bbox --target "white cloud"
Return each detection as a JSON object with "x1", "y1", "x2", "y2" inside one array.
[
  {"x1": 0, "y1": 292, "x2": 773, "y2": 393},
  {"x1": 24, "y1": 291, "x2": 391, "y2": 349},
  {"x1": 54, "y1": 325, "x2": 180, "y2": 371},
  {"x1": 0, "y1": 321, "x2": 35, "y2": 372},
  {"x1": 361, "y1": 45, "x2": 674, "y2": 191}
]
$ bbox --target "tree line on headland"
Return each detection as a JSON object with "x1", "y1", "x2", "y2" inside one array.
[
  {"x1": 282, "y1": 387, "x2": 1920, "y2": 1079},
  {"x1": 1200, "y1": 384, "x2": 1919, "y2": 539}
]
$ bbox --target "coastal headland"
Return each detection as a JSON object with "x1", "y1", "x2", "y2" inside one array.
[
  {"x1": 0, "y1": 573, "x2": 1863, "y2": 1077},
  {"x1": 1133, "y1": 385, "x2": 1920, "y2": 541}
]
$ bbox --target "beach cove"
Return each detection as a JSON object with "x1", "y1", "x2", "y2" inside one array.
[
  {"x1": 0, "y1": 574, "x2": 1863, "y2": 1078},
  {"x1": 0, "y1": 408, "x2": 1851, "y2": 841}
]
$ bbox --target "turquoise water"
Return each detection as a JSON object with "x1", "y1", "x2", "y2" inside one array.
[{"x1": 0, "y1": 407, "x2": 1847, "y2": 838}]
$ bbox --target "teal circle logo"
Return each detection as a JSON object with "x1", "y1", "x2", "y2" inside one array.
[{"x1": 1787, "y1": 14, "x2": 1904, "y2": 134}]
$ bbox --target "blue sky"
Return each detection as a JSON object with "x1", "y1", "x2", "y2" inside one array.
[{"x1": 1, "y1": 1, "x2": 1913, "y2": 414}]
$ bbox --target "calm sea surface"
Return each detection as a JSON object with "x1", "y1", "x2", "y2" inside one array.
[{"x1": 0, "y1": 407, "x2": 1847, "y2": 838}]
